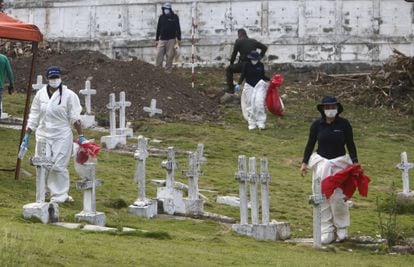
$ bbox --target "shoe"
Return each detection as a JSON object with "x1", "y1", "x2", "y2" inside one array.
[
  {"x1": 257, "y1": 123, "x2": 265, "y2": 129},
  {"x1": 248, "y1": 125, "x2": 256, "y2": 130},
  {"x1": 336, "y1": 228, "x2": 348, "y2": 242},
  {"x1": 321, "y1": 232, "x2": 335, "y2": 244}
]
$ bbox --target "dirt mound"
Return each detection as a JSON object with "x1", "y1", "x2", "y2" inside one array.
[{"x1": 9, "y1": 50, "x2": 222, "y2": 123}]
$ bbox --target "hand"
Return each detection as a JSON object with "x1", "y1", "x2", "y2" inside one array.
[
  {"x1": 300, "y1": 163, "x2": 308, "y2": 177},
  {"x1": 21, "y1": 132, "x2": 31, "y2": 149},
  {"x1": 78, "y1": 135, "x2": 87, "y2": 144},
  {"x1": 8, "y1": 85, "x2": 13, "y2": 95},
  {"x1": 155, "y1": 41, "x2": 159, "y2": 47},
  {"x1": 235, "y1": 84, "x2": 241, "y2": 92}
]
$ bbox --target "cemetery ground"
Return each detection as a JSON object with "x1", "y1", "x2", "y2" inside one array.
[{"x1": 1, "y1": 58, "x2": 414, "y2": 265}]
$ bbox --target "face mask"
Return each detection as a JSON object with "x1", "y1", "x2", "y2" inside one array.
[
  {"x1": 251, "y1": 60, "x2": 258, "y2": 65},
  {"x1": 164, "y1": 9, "x2": 170, "y2": 15},
  {"x1": 48, "y1": 78, "x2": 61, "y2": 88},
  {"x1": 324, "y1": 109, "x2": 338, "y2": 118}
]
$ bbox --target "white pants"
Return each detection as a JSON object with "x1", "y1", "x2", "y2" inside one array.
[
  {"x1": 35, "y1": 135, "x2": 73, "y2": 203},
  {"x1": 241, "y1": 80, "x2": 269, "y2": 129},
  {"x1": 308, "y1": 153, "x2": 352, "y2": 243}
]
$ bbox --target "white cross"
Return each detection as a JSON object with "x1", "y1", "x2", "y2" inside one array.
[
  {"x1": 32, "y1": 75, "x2": 46, "y2": 92},
  {"x1": 79, "y1": 80, "x2": 96, "y2": 114},
  {"x1": 143, "y1": 99, "x2": 162, "y2": 117},
  {"x1": 106, "y1": 93, "x2": 120, "y2": 136},
  {"x1": 396, "y1": 152, "x2": 414, "y2": 194},
  {"x1": 117, "y1": 91, "x2": 131, "y2": 129}
]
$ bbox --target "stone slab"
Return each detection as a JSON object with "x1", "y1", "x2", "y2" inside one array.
[
  {"x1": 128, "y1": 200, "x2": 158, "y2": 218},
  {"x1": 53, "y1": 222, "x2": 136, "y2": 232},
  {"x1": 23, "y1": 202, "x2": 59, "y2": 224},
  {"x1": 75, "y1": 211, "x2": 106, "y2": 226},
  {"x1": 116, "y1": 127, "x2": 133, "y2": 137},
  {"x1": 100, "y1": 135, "x2": 126, "y2": 149},
  {"x1": 232, "y1": 220, "x2": 290, "y2": 241},
  {"x1": 1, "y1": 112, "x2": 9, "y2": 119},
  {"x1": 397, "y1": 192, "x2": 414, "y2": 203},
  {"x1": 157, "y1": 187, "x2": 185, "y2": 215},
  {"x1": 183, "y1": 198, "x2": 204, "y2": 215},
  {"x1": 216, "y1": 196, "x2": 251, "y2": 208}
]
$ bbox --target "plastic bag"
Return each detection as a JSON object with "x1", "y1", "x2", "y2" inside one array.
[
  {"x1": 265, "y1": 74, "x2": 285, "y2": 117},
  {"x1": 174, "y1": 44, "x2": 181, "y2": 62},
  {"x1": 75, "y1": 141, "x2": 100, "y2": 165}
]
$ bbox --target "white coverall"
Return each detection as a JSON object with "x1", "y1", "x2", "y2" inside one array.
[
  {"x1": 27, "y1": 85, "x2": 82, "y2": 203},
  {"x1": 240, "y1": 79, "x2": 269, "y2": 130},
  {"x1": 307, "y1": 153, "x2": 352, "y2": 244}
]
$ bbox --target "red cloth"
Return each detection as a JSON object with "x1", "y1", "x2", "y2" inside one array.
[
  {"x1": 321, "y1": 164, "x2": 371, "y2": 200},
  {"x1": 265, "y1": 74, "x2": 284, "y2": 117},
  {"x1": 76, "y1": 142, "x2": 101, "y2": 164}
]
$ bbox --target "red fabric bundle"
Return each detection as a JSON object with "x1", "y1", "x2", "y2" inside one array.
[
  {"x1": 265, "y1": 74, "x2": 284, "y2": 117},
  {"x1": 76, "y1": 142, "x2": 101, "y2": 164},
  {"x1": 322, "y1": 164, "x2": 371, "y2": 200}
]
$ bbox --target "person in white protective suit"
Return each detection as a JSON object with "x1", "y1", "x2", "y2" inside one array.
[
  {"x1": 300, "y1": 96, "x2": 359, "y2": 244},
  {"x1": 20, "y1": 66, "x2": 87, "y2": 203},
  {"x1": 236, "y1": 50, "x2": 270, "y2": 130}
]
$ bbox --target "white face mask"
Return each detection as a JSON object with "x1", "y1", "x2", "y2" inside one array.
[
  {"x1": 48, "y1": 78, "x2": 61, "y2": 88},
  {"x1": 324, "y1": 109, "x2": 338, "y2": 118},
  {"x1": 251, "y1": 60, "x2": 258, "y2": 65},
  {"x1": 164, "y1": 9, "x2": 170, "y2": 14}
]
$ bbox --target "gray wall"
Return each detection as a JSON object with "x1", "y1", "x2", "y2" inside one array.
[{"x1": 5, "y1": 0, "x2": 414, "y2": 66}]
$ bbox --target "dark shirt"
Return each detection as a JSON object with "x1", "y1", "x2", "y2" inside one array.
[
  {"x1": 302, "y1": 116, "x2": 358, "y2": 164},
  {"x1": 238, "y1": 61, "x2": 269, "y2": 87},
  {"x1": 156, "y1": 12, "x2": 181, "y2": 41},
  {"x1": 230, "y1": 37, "x2": 267, "y2": 64}
]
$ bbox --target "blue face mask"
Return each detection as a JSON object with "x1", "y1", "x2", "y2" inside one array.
[{"x1": 251, "y1": 60, "x2": 259, "y2": 65}]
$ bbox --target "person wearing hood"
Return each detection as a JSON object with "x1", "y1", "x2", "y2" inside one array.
[
  {"x1": 300, "y1": 96, "x2": 358, "y2": 244},
  {"x1": 236, "y1": 50, "x2": 270, "y2": 130},
  {"x1": 155, "y1": 2, "x2": 181, "y2": 72},
  {"x1": 19, "y1": 66, "x2": 86, "y2": 203}
]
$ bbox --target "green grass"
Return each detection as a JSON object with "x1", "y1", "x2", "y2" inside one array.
[{"x1": 1, "y1": 85, "x2": 414, "y2": 266}]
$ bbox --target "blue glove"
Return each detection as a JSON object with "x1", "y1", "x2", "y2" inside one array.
[
  {"x1": 21, "y1": 132, "x2": 31, "y2": 149},
  {"x1": 78, "y1": 135, "x2": 87, "y2": 144},
  {"x1": 235, "y1": 84, "x2": 241, "y2": 92}
]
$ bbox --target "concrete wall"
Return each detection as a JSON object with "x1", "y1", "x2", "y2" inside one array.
[{"x1": 4, "y1": 0, "x2": 414, "y2": 67}]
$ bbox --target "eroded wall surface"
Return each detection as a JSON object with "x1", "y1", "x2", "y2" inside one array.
[{"x1": 5, "y1": 0, "x2": 414, "y2": 66}]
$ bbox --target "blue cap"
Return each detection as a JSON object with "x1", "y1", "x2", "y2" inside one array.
[
  {"x1": 162, "y1": 3, "x2": 172, "y2": 9},
  {"x1": 247, "y1": 50, "x2": 260, "y2": 60},
  {"x1": 46, "y1": 66, "x2": 61, "y2": 78}
]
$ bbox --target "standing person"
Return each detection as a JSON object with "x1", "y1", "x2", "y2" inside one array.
[
  {"x1": 236, "y1": 50, "x2": 270, "y2": 130},
  {"x1": 300, "y1": 96, "x2": 358, "y2": 244},
  {"x1": 0, "y1": 53, "x2": 14, "y2": 117},
  {"x1": 155, "y1": 2, "x2": 181, "y2": 72},
  {"x1": 225, "y1": 28, "x2": 267, "y2": 94},
  {"x1": 19, "y1": 66, "x2": 87, "y2": 203}
]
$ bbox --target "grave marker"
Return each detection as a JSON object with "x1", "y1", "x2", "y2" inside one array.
[
  {"x1": 79, "y1": 80, "x2": 97, "y2": 128},
  {"x1": 100, "y1": 93, "x2": 126, "y2": 149},
  {"x1": 116, "y1": 91, "x2": 133, "y2": 137},
  {"x1": 232, "y1": 156, "x2": 290, "y2": 241},
  {"x1": 75, "y1": 158, "x2": 105, "y2": 226},
  {"x1": 143, "y1": 99, "x2": 162, "y2": 117},
  {"x1": 23, "y1": 141, "x2": 59, "y2": 224},
  {"x1": 32, "y1": 75, "x2": 46, "y2": 92},
  {"x1": 129, "y1": 135, "x2": 157, "y2": 218},
  {"x1": 396, "y1": 152, "x2": 414, "y2": 201},
  {"x1": 309, "y1": 176, "x2": 325, "y2": 248}
]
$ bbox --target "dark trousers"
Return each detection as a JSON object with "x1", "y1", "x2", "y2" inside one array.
[{"x1": 226, "y1": 62, "x2": 245, "y2": 93}]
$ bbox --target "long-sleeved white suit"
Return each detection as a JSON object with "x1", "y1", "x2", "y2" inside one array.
[
  {"x1": 240, "y1": 79, "x2": 269, "y2": 130},
  {"x1": 27, "y1": 85, "x2": 82, "y2": 203},
  {"x1": 307, "y1": 153, "x2": 352, "y2": 244}
]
